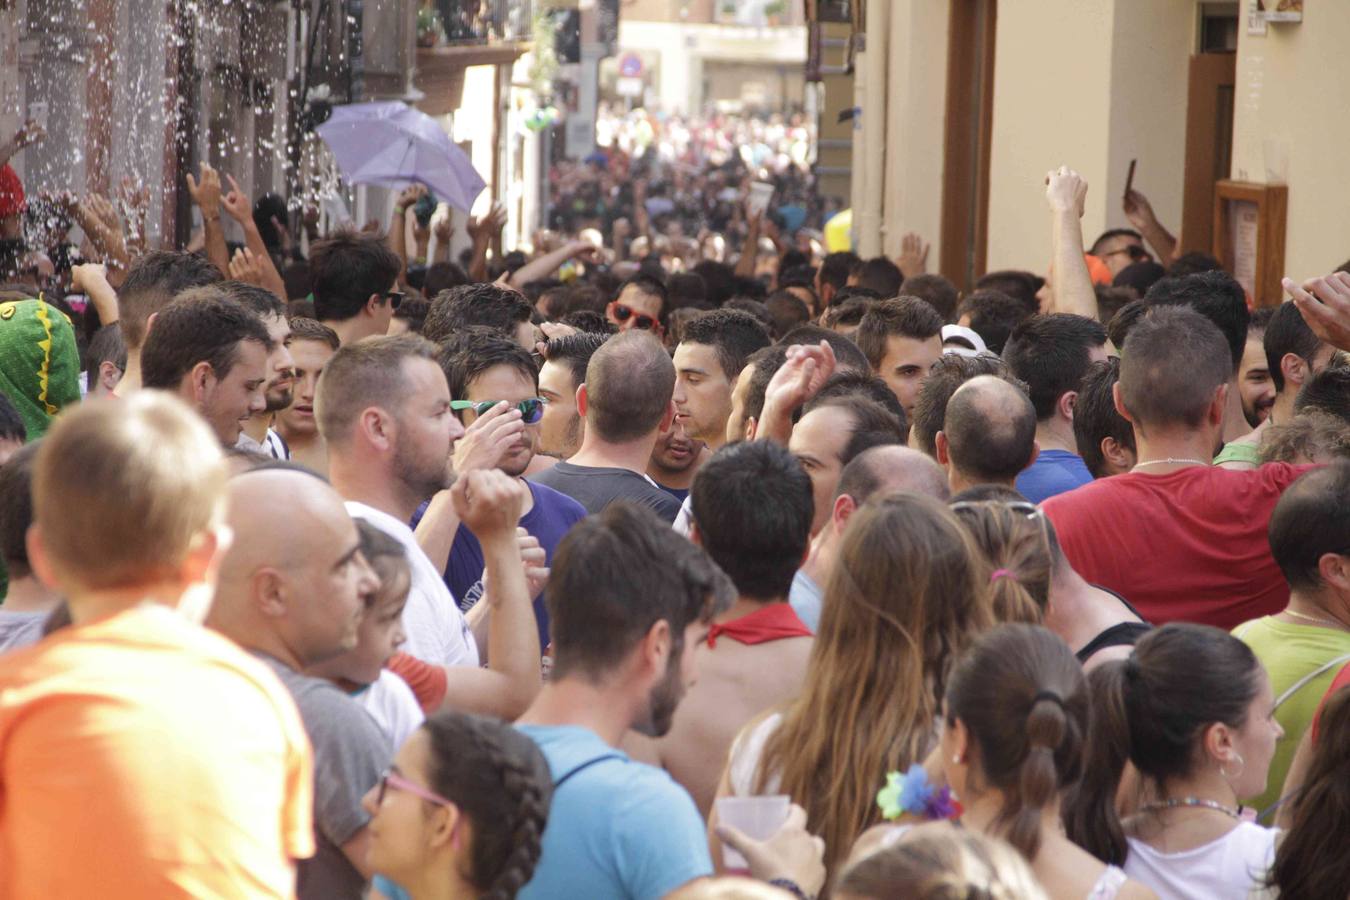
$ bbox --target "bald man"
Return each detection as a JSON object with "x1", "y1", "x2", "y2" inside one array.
[
  {"x1": 789, "y1": 445, "x2": 952, "y2": 630},
  {"x1": 207, "y1": 468, "x2": 386, "y2": 900},
  {"x1": 935, "y1": 375, "x2": 1038, "y2": 495}
]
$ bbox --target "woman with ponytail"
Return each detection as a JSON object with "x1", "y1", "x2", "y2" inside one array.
[
  {"x1": 365, "y1": 711, "x2": 553, "y2": 900},
  {"x1": 940, "y1": 624, "x2": 1154, "y2": 899},
  {"x1": 1063, "y1": 624, "x2": 1283, "y2": 899}
]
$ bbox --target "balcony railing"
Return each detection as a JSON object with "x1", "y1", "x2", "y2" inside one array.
[{"x1": 419, "y1": 0, "x2": 534, "y2": 47}]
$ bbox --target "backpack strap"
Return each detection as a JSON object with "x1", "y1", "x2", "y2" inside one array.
[
  {"x1": 1273, "y1": 653, "x2": 1350, "y2": 711},
  {"x1": 554, "y1": 752, "x2": 624, "y2": 790}
]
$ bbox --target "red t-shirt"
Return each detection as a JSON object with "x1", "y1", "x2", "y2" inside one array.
[
  {"x1": 1041, "y1": 463, "x2": 1311, "y2": 630},
  {"x1": 1312, "y1": 661, "x2": 1350, "y2": 743}
]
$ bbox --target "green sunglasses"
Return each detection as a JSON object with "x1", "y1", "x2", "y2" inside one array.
[{"x1": 450, "y1": 398, "x2": 546, "y2": 424}]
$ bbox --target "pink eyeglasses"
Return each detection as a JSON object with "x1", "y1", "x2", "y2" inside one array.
[{"x1": 376, "y1": 769, "x2": 454, "y2": 808}]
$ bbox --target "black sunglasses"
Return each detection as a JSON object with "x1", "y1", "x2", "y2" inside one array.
[
  {"x1": 382, "y1": 290, "x2": 405, "y2": 310},
  {"x1": 450, "y1": 398, "x2": 546, "y2": 424}
]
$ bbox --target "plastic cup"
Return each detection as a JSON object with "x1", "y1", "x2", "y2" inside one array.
[
  {"x1": 715, "y1": 794, "x2": 791, "y2": 871},
  {"x1": 748, "y1": 181, "x2": 775, "y2": 217}
]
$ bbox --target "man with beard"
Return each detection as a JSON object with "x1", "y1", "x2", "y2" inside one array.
[
  {"x1": 223, "y1": 283, "x2": 296, "y2": 458},
  {"x1": 140, "y1": 287, "x2": 273, "y2": 446},
  {"x1": 648, "y1": 419, "x2": 707, "y2": 502},
  {"x1": 318, "y1": 335, "x2": 542, "y2": 718},
  {"x1": 439, "y1": 333, "x2": 586, "y2": 652},
  {"x1": 516, "y1": 503, "x2": 731, "y2": 899}
]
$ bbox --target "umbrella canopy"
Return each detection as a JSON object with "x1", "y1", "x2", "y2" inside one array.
[{"x1": 315, "y1": 101, "x2": 487, "y2": 212}]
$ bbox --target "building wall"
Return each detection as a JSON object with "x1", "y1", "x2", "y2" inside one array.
[
  {"x1": 880, "y1": 0, "x2": 950, "y2": 261},
  {"x1": 985, "y1": 0, "x2": 1192, "y2": 273},
  {"x1": 617, "y1": 19, "x2": 805, "y2": 115},
  {"x1": 1232, "y1": 5, "x2": 1350, "y2": 278}
]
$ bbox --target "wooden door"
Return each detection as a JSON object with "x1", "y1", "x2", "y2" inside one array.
[
  {"x1": 939, "y1": 0, "x2": 997, "y2": 292},
  {"x1": 1180, "y1": 52, "x2": 1236, "y2": 256}
]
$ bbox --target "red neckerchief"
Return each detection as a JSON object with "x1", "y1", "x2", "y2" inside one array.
[{"x1": 706, "y1": 603, "x2": 813, "y2": 648}]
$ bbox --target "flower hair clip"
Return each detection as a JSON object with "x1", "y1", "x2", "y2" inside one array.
[{"x1": 876, "y1": 764, "x2": 962, "y2": 822}]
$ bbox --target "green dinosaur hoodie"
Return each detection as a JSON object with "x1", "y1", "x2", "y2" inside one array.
[{"x1": 0, "y1": 297, "x2": 81, "y2": 439}]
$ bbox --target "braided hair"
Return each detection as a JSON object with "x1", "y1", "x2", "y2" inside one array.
[{"x1": 421, "y1": 712, "x2": 553, "y2": 899}]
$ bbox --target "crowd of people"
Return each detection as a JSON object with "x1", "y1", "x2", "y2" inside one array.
[{"x1": 2, "y1": 107, "x2": 1350, "y2": 900}]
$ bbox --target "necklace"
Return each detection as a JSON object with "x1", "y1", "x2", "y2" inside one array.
[
  {"x1": 1139, "y1": 797, "x2": 1242, "y2": 820},
  {"x1": 1283, "y1": 608, "x2": 1349, "y2": 630},
  {"x1": 1132, "y1": 457, "x2": 1208, "y2": 470}
]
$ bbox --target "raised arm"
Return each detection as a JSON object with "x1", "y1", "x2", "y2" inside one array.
[
  {"x1": 466, "y1": 202, "x2": 507, "y2": 283},
  {"x1": 438, "y1": 470, "x2": 541, "y2": 718},
  {"x1": 756, "y1": 341, "x2": 838, "y2": 445},
  {"x1": 185, "y1": 162, "x2": 230, "y2": 276},
  {"x1": 509, "y1": 237, "x2": 598, "y2": 288},
  {"x1": 221, "y1": 175, "x2": 288, "y2": 299},
  {"x1": 1044, "y1": 166, "x2": 1097, "y2": 318},
  {"x1": 70, "y1": 263, "x2": 119, "y2": 327},
  {"x1": 1123, "y1": 187, "x2": 1179, "y2": 264},
  {"x1": 388, "y1": 185, "x2": 426, "y2": 287},
  {"x1": 1285, "y1": 271, "x2": 1350, "y2": 352},
  {"x1": 0, "y1": 120, "x2": 44, "y2": 170}
]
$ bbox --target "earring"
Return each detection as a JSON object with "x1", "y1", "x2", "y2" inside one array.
[{"x1": 951, "y1": 754, "x2": 961, "y2": 764}]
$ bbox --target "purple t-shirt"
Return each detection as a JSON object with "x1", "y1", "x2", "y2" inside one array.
[{"x1": 442, "y1": 481, "x2": 585, "y2": 650}]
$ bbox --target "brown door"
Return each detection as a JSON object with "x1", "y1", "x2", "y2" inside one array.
[
  {"x1": 939, "y1": 0, "x2": 997, "y2": 292},
  {"x1": 1180, "y1": 52, "x2": 1236, "y2": 257}
]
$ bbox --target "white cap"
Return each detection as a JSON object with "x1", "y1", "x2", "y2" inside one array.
[{"x1": 942, "y1": 324, "x2": 988, "y2": 358}]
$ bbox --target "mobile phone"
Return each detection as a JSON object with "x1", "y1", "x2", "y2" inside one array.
[
  {"x1": 28, "y1": 101, "x2": 48, "y2": 131},
  {"x1": 414, "y1": 193, "x2": 437, "y2": 228},
  {"x1": 1124, "y1": 159, "x2": 1137, "y2": 198}
]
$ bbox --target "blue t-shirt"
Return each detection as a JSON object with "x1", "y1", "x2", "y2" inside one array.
[
  {"x1": 516, "y1": 723, "x2": 712, "y2": 900},
  {"x1": 1015, "y1": 448, "x2": 1094, "y2": 504},
  {"x1": 656, "y1": 483, "x2": 690, "y2": 503},
  {"x1": 444, "y1": 481, "x2": 585, "y2": 650}
]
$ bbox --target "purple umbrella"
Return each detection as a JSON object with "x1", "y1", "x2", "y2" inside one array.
[{"x1": 315, "y1": 101, "x2": 487, "y2": 212}]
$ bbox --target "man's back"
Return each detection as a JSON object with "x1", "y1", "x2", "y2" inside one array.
[
  {"x1": 530, "y1": 461, "x2": 683, "y2": 522},
  {"x1": 658, "y1": 624, "x2": 813, "y2": 816},
  {"x1": 516, "y1": 723, "x2": 712, "y2": 900},
  {"x1": 0, "y1": 605, "x2": 313, "y2": 899},
  {"x1": 1233, "y1": 616, "x2": 1350, "y2": 814},
  {"x1": 1042, "y1": 464, "x2": 1310, "y2": 629}
]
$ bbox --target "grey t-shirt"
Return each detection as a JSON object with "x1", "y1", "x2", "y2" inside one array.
[
  {"x1": 530, "y1": 462, "x2": 683, "y2": 522},
  {"x1": 0, "y1": 609, "x2": 48, "y2": 654},
  {"x1": 259, "y1": 655, "x2": 392, "y2": 900}
]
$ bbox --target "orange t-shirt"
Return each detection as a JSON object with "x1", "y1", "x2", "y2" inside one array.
[{"x1": 0, "y1": 604, "x2": 315, "y2": 899}]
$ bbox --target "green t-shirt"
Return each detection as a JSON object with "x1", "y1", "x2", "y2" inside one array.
[
  {"x1": 1233, "y1": 615, "x2": 1350, "y2": 814},
  {"x1": 1214, "y1": 441, "x2": 1262, "y2": 466}
]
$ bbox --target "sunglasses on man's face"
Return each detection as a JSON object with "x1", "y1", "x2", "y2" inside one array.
[
  {"x1": 382, "y1": 290, "x2": 405, "y2": 310},
  {"x1": 611, "y1": 302, "x2": 661, "y2": 332},
  {"x1": 1102, "y1": 245, "x2": 1152, "y2": 263},
  {"x1": 450, "y1": 398, "x2": 546, "y2": 424}
]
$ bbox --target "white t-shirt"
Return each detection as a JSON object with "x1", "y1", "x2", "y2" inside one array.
[
  {"x1": 673, "y1": 495, "x2": 694, "y2": 537},
  {"x1": 728, "y1": 712, "x2": 784, "y2": 796},
  {"x1": 235, "y1": 427, "x2": 290, "y2": 460},
  {"x1": 1124, "y1": 821, "x2": 1277, "y2": 900},
  {"x1": 345, "y1": 501, "x2": 479, "y2": 669},
  {"x1": 354, "y1": 670, "x2": 425, "y2": 748}
]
